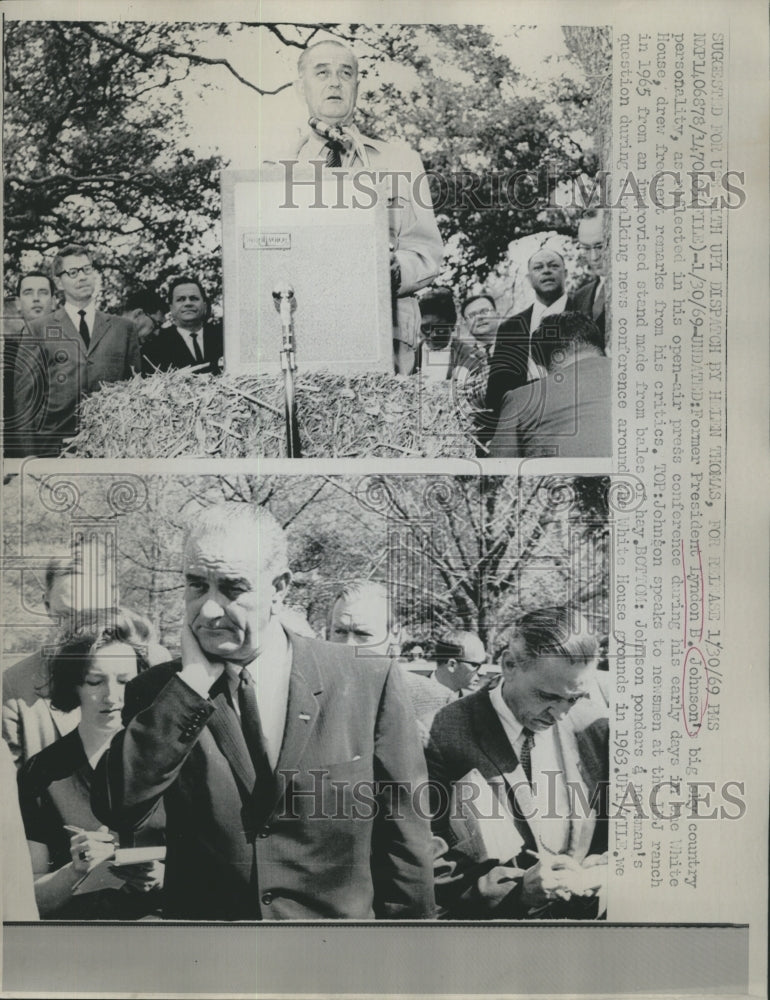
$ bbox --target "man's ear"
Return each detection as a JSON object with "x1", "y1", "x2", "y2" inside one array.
[
  {"x1": 446, "y1": 658, "x2": 457, "y2": 674},
  {"x1": 294, "y1": 76, "x2": 307, "y2": 107},
  {"x1": 271, "y1": 570, "x2": 292, "y2": 606}
]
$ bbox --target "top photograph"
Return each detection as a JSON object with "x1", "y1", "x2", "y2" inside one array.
[{"x1": 2, "y1": 20, "x2": 611, "y2": 461}]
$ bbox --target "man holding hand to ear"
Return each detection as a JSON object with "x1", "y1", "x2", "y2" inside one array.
[{"x1": 92, "y1": 502, "x2": 434, "y2": 921}]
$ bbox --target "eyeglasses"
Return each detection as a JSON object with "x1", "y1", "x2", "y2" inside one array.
[
  {"x1": 57, "y1": 265, "x2": 95, "y2": 279},
  {"x1": 456, "y1": 659, "x2": 487, "y2": 672},
  {"x1": 578, "y1": 242, "x2": 606, "y2": 253},
  {"x1": 465, "y1": 307, "x2": 495, "y2": 319}
]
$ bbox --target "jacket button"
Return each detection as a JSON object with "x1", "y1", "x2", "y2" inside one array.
[{"x1": 261, "y1": 892, "x2": 273, "y2": 905}]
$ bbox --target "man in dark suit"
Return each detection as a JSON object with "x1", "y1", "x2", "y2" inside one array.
[
  {"x1": 571, "y1": 208, "x2": 607, "y2": 345},
  {"x1": 426, "y1": 606, "x2": 609, "y2": 920},
  {"x1": 92, "y1": 504, "x2": 435, "y2": 921},
  {"x1": 483, "y1": 249, "x2": 574, "y2": 452},
  {"x1": 489, "y1": 311, "x2": 611, "y2": 458},
  {"x1": 4, "y1": 272, "x2": 56, "y2": 457},
  {"x1": 11, "y1": 245, "x2": 140, "y2": 457},
  {"x1": 141, "y1": 276, "x2": 222, "y2": 375}
]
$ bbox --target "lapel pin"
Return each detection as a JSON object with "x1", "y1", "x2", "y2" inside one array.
[{"x1": 299, "y1": 712, "x2": 311, "y2": 722}]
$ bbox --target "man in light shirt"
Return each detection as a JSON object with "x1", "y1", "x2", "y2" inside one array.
[
  {"x1": 93, "y1": 503, "x2": 435, "y2": 921},
  {"x1": 426, "y1": 606, "x2": 608, "y2": 919},
  {"x1": 141, "y1": 277, "x2": 222, "y2": 375},
  {"x1": 12, "y1": 244, "x2": 140, "y2": 456},
  {"x1": 483, "y1": 249, "x2": 576, "y2": 452}
]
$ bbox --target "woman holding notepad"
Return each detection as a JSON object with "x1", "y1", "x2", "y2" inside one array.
[{"x1": 16, "y1": 621, "x2": 165, "y2": 918}]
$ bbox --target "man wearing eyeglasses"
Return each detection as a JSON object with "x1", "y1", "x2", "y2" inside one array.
[
  {"x1": 426, "y1": 607, "x2": 609, "y2": 919},
  {"x1": 571, "y1": 209, "x2": 608, "y2": 344},
  {"x1": 431, "y1": 631, "x2": 490, "y2": 700},
  {"x1": 12, "y1": 244, "x2": 141, "y2": 456}
]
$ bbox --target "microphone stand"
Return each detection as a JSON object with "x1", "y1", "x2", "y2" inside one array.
[{"x1": 272, "y1": 285, "x2": 302, "y2": 458}]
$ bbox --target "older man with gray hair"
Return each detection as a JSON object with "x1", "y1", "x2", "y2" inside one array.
[
  {"x1": 93, "y1": 503, "x2": 435, "y2": 921},
  {"x1": 280, "y1": 39, "x2": 444, "y2": 375}
]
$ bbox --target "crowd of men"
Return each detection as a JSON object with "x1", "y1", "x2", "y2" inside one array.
[
  {"x1": 2, "y1": 39, "x2": 610, "y2": 460},
  {"x1": 418, "y1": 210, "x2": 610, "y2": 458},
  {"x1": 3, "y1": 250, "x2": 223, "y2": 457},
  {"x1": 2, "y1": 501, "x2": 609, "y2": 922}
]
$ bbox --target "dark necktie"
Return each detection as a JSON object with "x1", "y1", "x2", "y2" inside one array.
[
  {"x1": 78, "y1": 310, "x2": 90, "y2": 349},
  {"x1": 238, "y1": 667, "x2": 272, "y2": 785},
  {"x1": 518, "y1": 728, "x2": 535, "y2": 786},
  {"x1": 325, "y1": 139, "x2": 345, "y2": 168},
  {"x1": 189, "y1": 331, "x2": 204, "y2": 364}
]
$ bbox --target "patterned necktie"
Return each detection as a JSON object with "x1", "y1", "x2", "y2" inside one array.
[
  {"x1": 518, "y1": 728, "x2": 535, "y2": 786},
  {"x1": 238, "y1": 667, "x2": 272, "y2": 784},
  {"x1": 189, "y1": 331, "x2": 204, "y2": 364},
  {"x1": 78, "y1": 310, "x2": 90, "y2": 348},
  {"x1": 325, "y1": 139, "x2": 345, "y2": 168}
]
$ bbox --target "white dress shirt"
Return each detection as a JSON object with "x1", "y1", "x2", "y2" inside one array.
[
  {"x1": 64, "y1": 301, "x2": 96, "y2": 341},
  {"x1": 489, "y1": 683, "x2": 572, "y2": 855}
]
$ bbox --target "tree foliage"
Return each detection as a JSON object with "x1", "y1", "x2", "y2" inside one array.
[
  {"x1": 4, "y1": 20, "x2": 607, "y2": 303},
  {"x1": 2, "y1": 472, "x2": 609, "y2": 661}
]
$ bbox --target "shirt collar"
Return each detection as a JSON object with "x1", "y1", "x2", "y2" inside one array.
[
  {"x1": 64, "y1": 300, "x2": 95, "y2": 327},
  {"x1": 223, "y1": 621, "x2": 290, "y2": 690},
  {"x1": 531, "y1": 291, "x2": 568, "y2": 329},
  {"x1": 489, "y1": 681, "x2": 525, "y2": 745}
]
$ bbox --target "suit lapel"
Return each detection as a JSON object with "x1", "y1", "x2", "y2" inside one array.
[
  {"x1": 471, "y1": 692, "x2": 520, "y2": 778},
  {"x1": 470, "y1": 693, "x2": 538, "y2": 850},
  {"x1": 269, "y1": 636, "x2": 323, "y2": 813},
  {"x1": 171, "y1": 327, "x2": 197, "y2": 364},
  {"x1": 88, "y1": 311, "x2": 110, "y2": 355}
]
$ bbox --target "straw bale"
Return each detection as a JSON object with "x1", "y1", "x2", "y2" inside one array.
[{"x1": 65, "y1": 369, "x2": 477, "y2": 458}]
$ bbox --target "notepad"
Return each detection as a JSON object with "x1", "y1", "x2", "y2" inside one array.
[{"x1": 71, "y1": 846, "x2": 166, "y2": 895}]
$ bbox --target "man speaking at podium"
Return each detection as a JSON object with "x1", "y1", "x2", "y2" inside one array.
[{"x1": 286, "y1": 40, "x2": 444, "y2": 375}]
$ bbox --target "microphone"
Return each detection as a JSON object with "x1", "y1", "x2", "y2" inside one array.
[
  {"x1": 308, "y1": 116, "x2": 347, "y2": 145},
  {"x1": 272, "y1": 283, "x2": 296, "y2": 327}
]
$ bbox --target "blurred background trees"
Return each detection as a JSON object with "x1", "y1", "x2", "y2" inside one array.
[
  {"x1": 3, "y1": 19, "x2": 610, "y2": 308},
  {"x1": 2, "y1": 472, "x2": 609, "y2": 661}
]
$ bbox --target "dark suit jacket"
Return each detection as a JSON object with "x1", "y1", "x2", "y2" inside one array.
[
  {"x1": 482, "y1": 304, "x2": 579, "y2": 453},
  {"x1": 92, "y1": 633, "x2": 436, "y2": 921},
  {"x1": 488, "y1": 354, "x2": 612, "y2": 458},
  {"x1": 11, "y1": 307, "x2": 140, "y2": 456},
  {"x1": 425, "y1": 686, "x2": 608, "y2": 919},
  {"x1": 142, "y1": 323, "x2": 223, "y2": 375},
  {"x1": 571, "y1": 276, "x2": 606, "y2": 345}
]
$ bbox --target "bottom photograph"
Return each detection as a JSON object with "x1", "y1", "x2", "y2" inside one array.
[{"x1": 1, "y1": 470, "x2": 610, "y2": 923}]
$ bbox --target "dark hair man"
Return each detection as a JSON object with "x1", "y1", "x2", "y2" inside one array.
[
  {"x1": 426, "y1": 606, "x2": 609, "y2": 919},
  {"x1": 11, "y1": 244, "x2": 140, "y2": 456},
  {"x1": 489, "y1": 311, "x2": 610, "y2": 457},
  {"x1": 141, "y1": 277, "x2": 223, "y2": 375}
]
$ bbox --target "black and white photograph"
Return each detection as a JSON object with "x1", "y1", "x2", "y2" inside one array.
[
  {"x1": 2, "y1": 19, "x2": 611, "y2": 460},
  {"x1": 1, "y1": 470, "x2": 609, "y2": 922},
  {"x1": 1, "y1": 3, "x2": 768, "y2": 1000}
]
